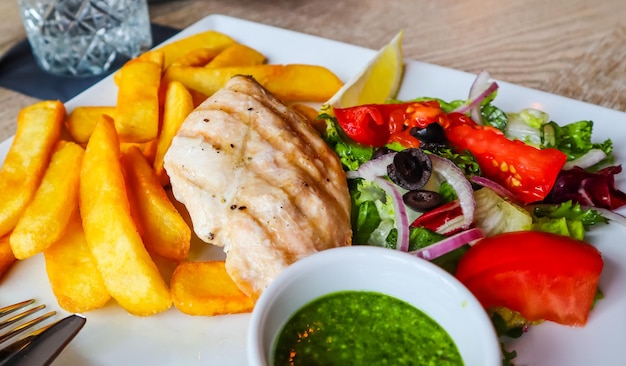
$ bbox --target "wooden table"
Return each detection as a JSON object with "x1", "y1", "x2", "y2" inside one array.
[{"x1": 1, "y1": 0, "x2": 625, "y2": 142}]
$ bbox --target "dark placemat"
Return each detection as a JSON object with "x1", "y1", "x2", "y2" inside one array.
[{"x1": 0, "y1": 23, "x2": 180, "y2": 102}]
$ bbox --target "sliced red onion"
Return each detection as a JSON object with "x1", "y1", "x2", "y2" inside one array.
[
  {"x1": 409, "y1": 228, "x2": 484, "y2": 260},
  {"x1": 581, "y1": 205, "x2": 626, "y2": 227},
  {"x1": 453, "y1": 81, "x2": 498, "y2": 115},
  {"x1": 470, "y1": 176, "x2": 518, "y2": 202},
  {"x1": 469, "y1": 81, "x2": 498, "y2": 124},
  {"x1": 563, "y1": 149, "x2": 607, "y2": 170},
  {"x1": 577, "y1": 188, "x2": 595, "y2": 206},
  {"x1": 469, "y1": 71, "x2": 492, "y2": 100},
  {"x1": 429, "y1": 154, "x2": 476, "y2": 229},
  {"x1": 346, "y1": 152, "x2": 397, "y2": 181},
  {"x1": 452, "y1": 71, "x2": 499, "y2": 125},
  {"x1": 373, "y1": 177, "x2": 410, "y2": 252}
]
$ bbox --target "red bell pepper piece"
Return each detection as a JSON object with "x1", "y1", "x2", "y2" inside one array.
[
  {"x1": 410, "y1": 200, "x2": 464, "y2": 235},
  {"x1": 444, "y1": 113, "x2": 567, "y2": 204}
]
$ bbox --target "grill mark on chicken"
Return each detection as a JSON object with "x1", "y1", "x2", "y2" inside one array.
[
  {"x1": 180, "y1": 89, "x2": 350, "y2": 244},
  {"x1": 164, "y1": 75, "x2": 352, "y2": 297},
  {"x1": 206, "y1": 90, "x2": 338, "y2": 194},
  {"x1": 175, "y1": 108, "x2": 346, "y2": 248},
  {"x1": 246, "y1": 158, "x2": 347, "y2": 248}
]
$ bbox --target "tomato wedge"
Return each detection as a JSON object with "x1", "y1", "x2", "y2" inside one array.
[
  {"x1": 445, "y1": 113, "x2": 567, "y2": 204},
  {"x1": 334, "y1": 101, "x2": 446, "y2": 148},
  {"x1": 455, "y1": 231, "x2": 603, "y2": 326}
]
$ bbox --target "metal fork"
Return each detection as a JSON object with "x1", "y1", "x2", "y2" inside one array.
[
  {"x1": 0, "y1": 299, "x2": 84, "y2": 365},
  {"x1": 0, "y1": 300, "x2": 57, "y2": 347}
]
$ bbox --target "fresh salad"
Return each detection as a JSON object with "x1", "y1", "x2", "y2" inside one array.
[{"x1": 318, "y1": 71, "x2": 626, "y2": 364}]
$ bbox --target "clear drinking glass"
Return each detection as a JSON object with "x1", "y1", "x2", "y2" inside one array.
[{"x1": 16, "y1": 0, "x2": 152, "y2": 77}]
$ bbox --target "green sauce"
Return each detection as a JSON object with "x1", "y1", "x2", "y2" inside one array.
[{"x1": 273, "y1": 291, "x2": 463, "y2": 365}]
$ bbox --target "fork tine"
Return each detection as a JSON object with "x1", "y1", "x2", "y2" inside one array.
[
  {"x1": 0, "y1": 310, "x2": 56, "y2": 344},
  {"x1": 0, "y1": 304, "x2": 46, "y2": 331},
  {"x1": 0, "y1": 319, "x2": 57, "y2": 359},
  {"x1": 0, "y1": 300, "x2": 35, "y2": 319}
]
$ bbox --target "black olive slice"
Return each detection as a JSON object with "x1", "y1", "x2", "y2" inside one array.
[
  {"x1": 402, "y1": 190, "x2": 443, "y2": 212},
  {"x1": 387, "y1": 148, "x2": 432, "y2": 190},
  {"x1": 410, "y1": 123, "x2": 447, "y2": 144},
  {"x1": 372, "y1": 146, "x2": 392, "y2": 160}
]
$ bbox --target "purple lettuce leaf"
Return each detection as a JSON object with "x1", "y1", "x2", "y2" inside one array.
[{"x1": 544, "y1": 165, "x2": 626, "y2": 210}]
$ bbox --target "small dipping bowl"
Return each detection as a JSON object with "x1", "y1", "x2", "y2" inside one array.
[{"x1": 247, "y1": 245, "x2": 501, "y2": 365}]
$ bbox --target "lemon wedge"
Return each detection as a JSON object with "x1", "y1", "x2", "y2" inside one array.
[{"x1": 324, "y1": 30, "x2": 404, "y2": 110}]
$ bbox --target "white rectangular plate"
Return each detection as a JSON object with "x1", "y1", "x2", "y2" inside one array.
[{"x1": 1, "y1": 14, "x2": 626, "y2": 366}]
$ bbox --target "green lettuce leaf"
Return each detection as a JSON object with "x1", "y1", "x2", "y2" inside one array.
[
  {"x1": 505, "y1": 108, "x2": 550, "y2": 147},
  {"x1": 349, "y1": 179, "x2": 395, "y2": 247},
  {"x1": 543, "y1": 120, "x2": 613, "y2": 166},
  {"x1": 532, "y1": 217, "x2": 586, "y2": 240},
  {"x1": 319, "y1": 113, "x2": 373, "y2": 171},
  {"x1": 532, "y1": 200, "x2": 609, "y2": 227},
  {"x1": 480, "y1": 103, "x2": 508, "y2": 131},
  {"x1": 530, "y1": 201, "x2": 608, "y2": 240}
]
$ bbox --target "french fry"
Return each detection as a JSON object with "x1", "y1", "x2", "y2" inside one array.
[
  {"x1": 10, "y1": 141, "x2": 84, "y2": 259},
  {"x1": 291, "y1": 103, "x2": 326, "y2": 134},
  {"x1": 163, "y1": 64, "x2": 343, "y2": 102},
  {"x1": 189, "y1": 89, "x2": 210, "y2": 107},
  {"x1": 0, "y1": 234, "x2": 16, "y2": 281},
  {"x1": 153, "y1": 81, "x2": 194, "y2": 185},
  {"x1": 118, "y1": 145, "x2": 147, "y2": 244},
  {"x1": 135, "y1": 49, "x2": 165, "y2": 69},
  {"x1": 115, "y1": 59, "x2": 161, "y2": 143},
  {"x1": 122, "y1": 146, "x2": 191, "y2": 262},
  {"x1": 121, "y1": 140, "x2": 158, "y2": 165},
  {"x1": 44, "y1": 210, "x2": 111, "y2": 313},
  {"x1": 205, "y1": 43, "x2": 266, "y2": 68},
  {"x1": 157, "y1": 30, "x2": 236, "y2": 68},
  {"x1": 65, "y1": 106, "x2": 116, "y2": 144},
  {"x1": 79, "y1": 118, "x2": 171, "y2": 316},
  {"x1": 0, "y1": 100, "x2": 64, "y2": 237},
  {"x1": 171, "y1": 47, "x2": 223, "y2": 67},
  {"x1": 114, "y1": 50, "x2": 165, "y2": 86},
  {"x1": 170, "y1": 261, "x2": 255, "y2": 316}
]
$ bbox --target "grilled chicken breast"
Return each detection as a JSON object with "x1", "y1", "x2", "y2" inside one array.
[{"x1": 164, "y1": 75, "x2": 352, "y2": 298}]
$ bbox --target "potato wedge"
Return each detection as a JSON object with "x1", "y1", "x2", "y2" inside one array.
[
  {"x1": 80, "y1": 118, "x2": 171, "y2": 316},
  {"x1": 122, "y1": 146, "x2": 191, "y2": 262},
  {"x1": 171, "y1": 47, "x2": 223, "y2": 67},
  {"x1": 65, "y1": 106, "x2": 115, "y2": 144},
  {"x1": 163, "y1": 64, "x2": 343, "y2": 102},
  {"x1": 137, "y1": 49, "x2": 165, "y2": 67},
  {"x1": 0, "y1": 100, "x2": 64, "y2": 237},
  {"x1": 44, "y1": 210, "x2": 111, "y2": 313},
  {"x1": 205, "y1": 43, "x2": 266, "y2": 68},
  {"x1": 157, "y1": 30, "x2": 236, "y2": 68},
  {"x1": 10, "y1": 141, "x2": 84, "y2": 259},
  {"x1": 153, "y1": 81, "x2": 194, "y2": 186},
  {"x1": 114, "y1": 50, "x2": 165, "y2": 86},
  {"x1": 189, "y1": 89, "x2": 210, "y2": 107},
  {"x1": 115, "y1": 59, "x2": 161, "y2": 143},
  {"x1": 121, "y1": 140, "x2": 158, "y2": 165},
  {"x1": 291, "y1": 103, "x2": 326, "y2": 134},
  {"x1": 171, "y1": 261, "x2": 255, "y2": 316},
  {"x1": 0, "y1": 234, "x2": 16, "y2": 282}
]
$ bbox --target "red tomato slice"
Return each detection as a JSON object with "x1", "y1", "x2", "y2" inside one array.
[
  {"x1": 455, "y1": 231, "x2": 603, "y2": 326},
  {"x1": 333, "y1": 101, "x2": 446, "y2": 148},
  {"x1": 333, "y1": 105, "x2": 390, "y2": 146},
  {"x1": 445, "y1": 113, "x2": 567, "y2": 204}
]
